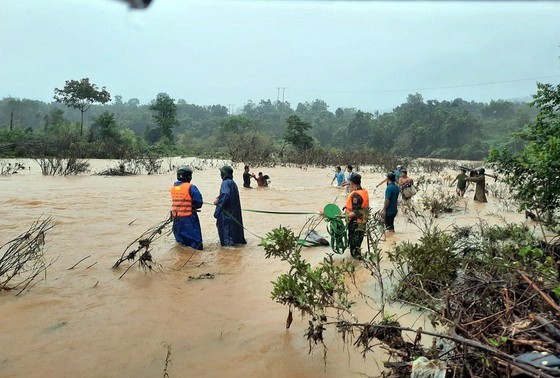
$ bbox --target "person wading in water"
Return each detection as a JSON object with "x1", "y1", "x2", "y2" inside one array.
[
  {"x1": 342, "y1": 173, "x2": 369, "y2": 259},
  {"x1": 170, "y1": 165, "x2": 204, "y2": 250}
]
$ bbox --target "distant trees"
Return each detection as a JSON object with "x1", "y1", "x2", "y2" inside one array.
[
  {"x1": 0, "y1": 90, "x2": 540, "y2": 162},
  {"x1": 0, "y1": 97, "x2": 49, "y2": 132},
  {"x1": 218, "y1": 115, "x2": 273, "y2": 162},
  {"x1": 149, "y1": 93, "x2": 179, "y2": 144},
  {"x1": 347, "y1": 111, "x2": 372, "y2": 147},
  {"x1": 53, "y1": 78, "x2": 111, "y2": 136},
  {"x1": 283, "y1": 115, "x2": 313, "y2": 151},
  {"x1": 88, "y1": 111, "x2": 140, "y2": 159},
  {"x1": 386, "y1": 95, "x2": 485, "y2": 159}
]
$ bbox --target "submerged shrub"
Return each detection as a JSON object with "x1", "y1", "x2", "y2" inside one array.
[{"x1": 387, "y1": 227, "x2": 459, "y2": 303}]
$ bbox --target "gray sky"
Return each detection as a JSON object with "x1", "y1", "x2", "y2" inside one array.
[{"x1": 1, "y1": 0, "x2": 559, "y2": 113}]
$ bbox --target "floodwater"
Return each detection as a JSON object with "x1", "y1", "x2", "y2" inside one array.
[{"x1": 0, "y1": 158, "x2": 528, "y2": 377}]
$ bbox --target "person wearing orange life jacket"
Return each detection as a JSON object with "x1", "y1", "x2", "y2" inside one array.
[
  {"x1": 170, "y1": 165, "x2": 204, "y2": 250},
  {"x1": 342, "y1": 173, "x2": 369, "y2": 259}
]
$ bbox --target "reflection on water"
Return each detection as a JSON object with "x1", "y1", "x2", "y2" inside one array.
[{"x1": 0, "y1": 159, "x2": 529, "y2": 377}]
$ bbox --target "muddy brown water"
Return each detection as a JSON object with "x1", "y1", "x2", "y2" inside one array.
[{"x1": 0, "y1": 159, "x2": 528, "y2": 377}]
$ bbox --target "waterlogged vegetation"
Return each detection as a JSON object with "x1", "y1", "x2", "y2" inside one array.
[
  {"x1": 1, "y1": 78, "x2": 559, "y2": 376},
  {"x1": 261, "y1": 83, "x2": 560, "y2": 376},
  {"x1": 263, "y1": 196, "x2": 560, "y2": 376}
]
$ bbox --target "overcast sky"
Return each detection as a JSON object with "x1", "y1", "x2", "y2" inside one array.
[{"x1": 1, "y1": 0, "x2": 559, "y2": 113}]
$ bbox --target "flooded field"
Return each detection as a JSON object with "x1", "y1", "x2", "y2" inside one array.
[{"x1": 0, "y1": 158, "x2": 528, "y2": 377}]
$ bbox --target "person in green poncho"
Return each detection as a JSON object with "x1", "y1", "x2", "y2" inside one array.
[{"x1": 464, "y1": 168, "x2": 487, "y2": 203}]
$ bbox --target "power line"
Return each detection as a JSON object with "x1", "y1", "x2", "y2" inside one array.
[
  {"x1": 298, "y1": 74, "x2": 560, "y2": 94},
  {"x1": 397, "y1": 75, "x2": 560, "y2": 92}
]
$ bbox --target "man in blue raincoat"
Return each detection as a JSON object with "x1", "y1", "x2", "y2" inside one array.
[
  {"x1": 170, "y1": 165, "x2": 204, "y2": 250},
  {"x1": 213, "y1": 165, "x2": 247, "y2": 246}
]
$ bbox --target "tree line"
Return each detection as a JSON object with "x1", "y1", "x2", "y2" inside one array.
[{"x1": 0, "y1": 77, "x2": 538, "y2": 162}]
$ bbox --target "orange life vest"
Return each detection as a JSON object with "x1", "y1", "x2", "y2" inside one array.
[
  {"x1": 344, "y1": 189, "x2": 370, "y2": 223},
  {"x1": 170, "y1": 182, "x2": 193, "y2": 218}
]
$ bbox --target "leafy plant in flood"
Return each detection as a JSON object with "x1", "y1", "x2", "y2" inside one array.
[
  {"x1": 261, "y1": 226, "x2": 356, "y2": 317},
  {"x1": 386, "y1": 227, "x2": 460, "y2": 304},
  {"x1": 488, "y1": 82, "x2": 560, "y2": 232},
  {"x1": 419, "y1": 187, "x2": 459, "y2": 217},
  {"x1": 260, "y1": 225, "x2": 357, "y2": 354}
]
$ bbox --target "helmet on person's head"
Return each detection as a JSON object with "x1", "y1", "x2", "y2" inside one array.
[
  {"x1": 219, "y1": 165, "x2": 234, "y2": 179},
  {"x1": 349, "y1": 173, "x2": 361, "y2": 185},
  {"x1": 177, "y1": 165, "x2": 193, "y2": 182}
]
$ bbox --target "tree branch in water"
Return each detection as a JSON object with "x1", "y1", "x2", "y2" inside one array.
[
  {"x1": 112, "y1": 217, "x2": 171, "y2": 278},
  {"x1": 0, "y1": 216, "x2": 55, "y2": 294}
]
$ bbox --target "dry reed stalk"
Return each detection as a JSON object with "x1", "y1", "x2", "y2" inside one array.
[{"x1": 0, "y1": 216, "x2": 55, "y2": 294}]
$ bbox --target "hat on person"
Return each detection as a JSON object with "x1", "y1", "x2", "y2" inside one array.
[
  {"x1": 387, "y1": 172, "x2": 396, "y2": 182},
  {"x1": 219, "y1": 165, "x2": 234, "y2": 179},
  {"x1": 397, "y1": 164, "x2": 402, "y2": 169},
  {"x1": 349, "y1": 173, "x2": 361, "y2": 185},
  {"x1": 177, "y1": 165, "x2": 193, "y2": 181}
]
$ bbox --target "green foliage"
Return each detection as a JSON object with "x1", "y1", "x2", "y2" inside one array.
[
  {"x1": 260, "y1": 226, "x2": 355, "y2": 317},
  {"x1": 149, "y1": 93, "x2": 179, "y2": 144},
  {"x1": 387, "y1": 228, "x2": 459, "y2": 302},
  {"x1": 488, "y1": 82, "x2": 560, "y2": 228},
  {"x1": 283, "y1": 115, "x2": 314, "y2": 151},
  {"x1": 53, "y1": 78, "x2": 111, "y2": 136},
  {"x1": 216, "y1": 116, "x2": 273, "y2": 162},
  {"x1": 44, "y1": 108, "x2": 65, "y2": 133},
  {"x1": 346, "y1": 111, "x2": 372, "y2": 147},
  {"x1": 0, "y1": 128, "x2": 35, "y2": 157},
  {"x1": 0, "y1": 90, "x2": 537, "y2": 161},
  {"x1": 89, "y1": 111, "x2": 119, "y2": 141},
  {"x1": 387, "y1": 216, "x2": 558, "y2": 309},
  {"x1": 419, "y1": 187, "x2": 459, "y2": 217},
  {"x1": 387, "y1": 95, "x2": 486, "y2": 158},
  {"x1": 474, "y1": 222, "x2": 557, "y2": 281}
]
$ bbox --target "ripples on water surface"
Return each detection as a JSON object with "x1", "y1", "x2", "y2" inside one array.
[{"x1": 0, "y1": 159, "x2": 527, "y2": 377}]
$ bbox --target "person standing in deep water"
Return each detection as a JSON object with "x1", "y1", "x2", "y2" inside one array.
[
  {"x1": 381, "y1": 172, "x2": 400, "y2": 232},
  {"x1": 242, "y1": 165, "x2": 256, "y2": 188},
  {"x1": 376, "y1": 164, "x2": 403, "y2": 188},
  {"x1": 398, "y1": 169, "x2": 416, "y2": 200},
  {"x1": 342, "y1": 165, "x2": 354, "y2": 193},
  {"x1": 170, "y1": 165, "x2": 204, "y2": 250},
  {"x1": 330, "y1": 166, "x2": 344, "y2": 187},
  {"x1": 342, "y1": 173, "x2": 369, "y2": 259},
  {"x1": 256, "y1": 172, "x2": 269, "y2": 187},
  {"x1": 450, "y1": 168, "x2": 469, "y2": 197},
  {"x1": 464, "y1": 168, "x2": 488, "y2": 203},
  {"x1": 213, "y1": 165, "x2": 247, "y2": 246}
]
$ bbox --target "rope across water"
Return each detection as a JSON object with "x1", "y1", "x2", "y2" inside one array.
[{"x1": 202, "y1": 201, "x2": 348, "y2": 253}]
